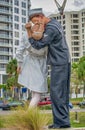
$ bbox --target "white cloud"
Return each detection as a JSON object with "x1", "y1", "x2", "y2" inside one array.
[{"x1": 30, "y1": 0, "x2": 85, "y2": 15}]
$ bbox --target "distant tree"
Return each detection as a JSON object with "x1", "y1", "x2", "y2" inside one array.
[
  {"x1": 0, "y1": 84, "x2": 7, "y2": 90},
  {"x1": 71, "y1": 62, "x2": 80, "y2": 98},
  {"x1": 71, "y1": 56, "x2": 85, "y2": 99},
  {"x1": 78, "y1": 56, "x2": 85, "y2": 99},
  {"x1": 6, "y1": 58, "x2": 21, "y2": 99},
  {"x1": 6, "y1": 58, "x2": 17, "y2": 76}
]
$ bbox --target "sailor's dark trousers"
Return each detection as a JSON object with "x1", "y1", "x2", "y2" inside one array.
[{"x1": 50, "y1": 63, "x2": 71, "y2": 127}]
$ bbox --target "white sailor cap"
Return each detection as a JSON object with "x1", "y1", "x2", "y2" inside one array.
[{"x1": 29, "y1": 8, "x2": 44, "y2": 20}]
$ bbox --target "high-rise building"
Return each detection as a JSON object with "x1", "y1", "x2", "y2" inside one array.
[
  {"x1": 49, "y1": 8, "x2": 85, "y2": 63},
  {"x1": 0, "y1": 0, "x2": 31, "y2": 84}
]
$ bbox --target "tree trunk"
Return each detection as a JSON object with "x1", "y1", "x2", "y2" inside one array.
[
  {"x1": 83, "y1": 82, "x2": 85, "y2": 100},
  {"x1": 75, "y1": 86, "x2": 78, "y2": 98}
]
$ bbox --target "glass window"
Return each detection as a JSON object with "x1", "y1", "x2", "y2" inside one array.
[
  {"x1": 14, "y1": 15, "x2": 19, "y2": 21},
  {"x1": 74, "y1": 58, "x2": 79, "y2": 62},
  {"x1": 73, "y1": 14, "x2": 78, "y2": 18},
  {"x1": 15, "y1": 31, "x2": 19, "y2": 37},
  {"x1": 14, "y1": 0, "x2": 19, "y2": 6},
  {"x1": 63, "y1": 20, "x2": 65, "y2": 24},
  {"x1": 74, "y1": 53, "x2": 79, "y2": 56},
  {"x1": 14, "y1": 7, "x2": 19, "y2": 14},
  {"x1": 22, "y1": 9, "x2": 26, "y2": 16},
  {"x1": 14, "y1": 23, "x2": 19, "y2": 29},
  {"x1": 15, "y1": 40, "x2": 19, "y2": 45},
  {"x1": 0, "y1": 56, "x2": 9, "y2": 60},
  {"x1": 22, "y1": 25, "x2": 25, "y2": 31},
  {"x1": 0, "y1": 48, "x2": 9, "y2": 51},
  {"x1": 0, "y1": 64, "x2": 6, "y2": 68},
  {"x1": 22, "y1": 17, "x2": 26, "y2": 23},
  {"x1": 22, "y1": 2, "x2": 26, "y2": 8}
]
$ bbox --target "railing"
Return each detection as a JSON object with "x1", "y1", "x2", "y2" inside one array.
[
  {"x1": 0, "y1": 18, "x2": 12, "y2": 23},
  {"x1": 0, "y1": 1, "x2": 12, "y2": 7},
  {"x1": 0, "y1": 43, "x2": 12, "y2": 47},
  {"x1": 0, "y1": 51, "x2": 12, "y2": 55},
  {"x1": 0, "y1": 26, "x2": 12, "y2": 31},
  {"x1": 0, "y1": 59, "x2": 8, "y2": 64},
  {"x1": 0, "y1": 9, "x2": 12, "y2": 14},
  {"x1": 0, "y1": 68, "x2": 6, "y2": 71},
  {"x1": 0, "y1": 34, "x2": 12, "y2": 39}
]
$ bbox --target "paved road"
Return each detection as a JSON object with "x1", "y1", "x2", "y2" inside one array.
[
  {"x1": 0, "y1": 107, "x2": 85, "y2": 116},
  {"x1": 0, "y1": 109, "x2": 16, "y2": 116}
]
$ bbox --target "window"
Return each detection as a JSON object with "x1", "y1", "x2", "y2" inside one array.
[
  {"x1": 63, "y1": 15, "x2": 65, "y2": 19},
  {"x1": 63, "y1": 20, "x2": 65, "y2": 24},
  {"x1": 74, "y1": 58, "x2": 79, "y2": 62},
  {"x1": 0, "y1": 48, "x2": 9, "y2": 51},
  {"x1": 82, "y1": 29, "x2": 84, "y2": 33},
  {"x1": 15, "y1": 40, "x2": 19, "y2": 45},
  {"x1": 14, "y1": 15, "x2": 19, "y2": 21},
  {"x1": 22, "y1": 25, "x2": 25, "y2": 31},
  {"x1": 14, "y1": 23, "x2": 19, "y2": 29},
  {"x1": 72, "y1": 36, "x2": 79, "y2": 40},
  {"x1": 72, "y1": 42, "x2": 79, "y2": 46},
  {"x1": 74, "y1": 47, "x2": 79, "y2": 51},
  {"x1": 83, "y1": 46, "x2": 85, "y2": 50},
  {"x1": 73, "y1": 14, "x2": 78, "y2": 18},
  {"x1": 14, "y1": 7, "x2": 19, "y2": 14},
  {"x1": 22, "y1": 2, "x2": 26, "y2": 8},
  {"x1": 22, "y1": 17, "x2": 26, "y2": 23},
  {"x1": 53, "y1": 17, "x2": 56, "y2": 19},
  {"x1": 63, "y1": 26, "x2": 66, "y2": 30},
  {"x1": 0, "y1": 56, "x2": 9, "y2": 60},
  {"x1": 71, "y1": 30, "x2": 79, "y2": 34},
  {"x1": 73, "y1": 20, "x2": 79, "y2": 23},
  {"x1": 15, "y1": 31, "x2": 19, "y2": 37},
  {"x1": 0, "y1": 64, "x2": 6, "y2": 68},
  {"x1": 82, "y1": 35, "x2": 84, "y2": 39},
  {"x1": 14, "y1": 0, "x2": 19, "y2": 6},
  {"x1": 83, "y1": 52, "x2": 85, "y2": 55},
  {"x1": 71, "y1": 25, "x2": 79, "y2": 29},
  {"x1": 82, "y1": 24, "x2": 84, "y2": 27},
  {"x1": 74, "y1": 53, "x2": 79, "y2": 56},
  {"x1": 22, "y1": 9, "x2": 26, "y2": 16}
]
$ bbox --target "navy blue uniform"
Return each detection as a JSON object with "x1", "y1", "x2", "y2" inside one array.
[{"x1": 29, "y1": 19, "x2": 71, "y2": 127}]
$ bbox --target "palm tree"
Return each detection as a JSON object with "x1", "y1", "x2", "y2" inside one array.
[
  {"x1": 6, "y1": 58, "x2": 21, "y2": 99},
  {"x1": 78, "y1": 56, "x2": 85, "y2": 99},
  {"x1": 72, "y1": 56, "x2": 85, "y2": 99},
  {"x1": 71, "y1": 62, "x2": 80, "y2": 98}
]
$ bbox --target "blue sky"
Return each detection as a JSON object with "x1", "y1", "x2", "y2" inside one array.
[{"x1": 30, "y1": 0, "x2": 85, "y2": 14}]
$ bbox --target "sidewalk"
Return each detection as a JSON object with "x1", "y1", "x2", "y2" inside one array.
[
  {"x1": 44, "y1": 126, "x2": 85, "y2": 130},
  {"x1": 0, "y1": 127, "x2": 85, "y2": 130}
]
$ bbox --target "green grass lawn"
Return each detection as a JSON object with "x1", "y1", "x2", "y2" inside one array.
[
  {"x1": 70, "y1": 112, "x2": 85, "y2": 127},
  {"x1": 44, "y1": 112, "x2": 85, "y2": 128},
  {"x1": 70, "y1": 97, "x2": 83, "y2": 102}
]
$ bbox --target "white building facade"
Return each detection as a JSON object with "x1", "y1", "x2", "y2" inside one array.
[
  {"x1": 49, "y1": 9, "x2": 85, "y2": 63},
  {"x1": 0, "y1": 0, "x2": 30, "y2": 84}
]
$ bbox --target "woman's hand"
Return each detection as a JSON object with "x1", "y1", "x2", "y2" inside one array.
[
  {"x1": 25, "y1": 22, "x2": 32, "y2": 30},
  {"x1": 17, "y1": 66, "x2": 21, "y2": 74},
  {"x1": 25, "y1": 22, "x2": 32, "y2": 38}
]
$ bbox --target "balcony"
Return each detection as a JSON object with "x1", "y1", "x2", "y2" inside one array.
[
  {"x1": 0, "y1": 34, "x2": 12, "y2": 39},
  {"x1": 0, "y1": 1, "x2": 12, "y2": 7},
  {"x1": 0, "y1": 42, "x2": 12, "y2": 47},
  {"x1": 0, "y1": 59, "x2": 8, "y2": 64},
  {"x1": 0, "y1": 26, "x2": 12, "y2": 31},
  {"x1": 0, "y1": 51, "x2": 12, "y2": 56},
  {"x1": 0, "y1": 68, "x2": 6, "y2": 71},
  {"x1": 0, "y1": 18, "x2": 12, "y2": 23},
  {"x1": 0, "y1": 9, "x2": 12, "y2": 15}
]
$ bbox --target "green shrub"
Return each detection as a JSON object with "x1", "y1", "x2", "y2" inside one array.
[{"x1": 7, "y1": 107, "x2": 50, "y2": 130}]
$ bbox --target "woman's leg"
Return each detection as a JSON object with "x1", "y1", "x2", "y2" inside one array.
[{"x1": 29, "y1": 91, "x2": 41, "y2": 108}]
